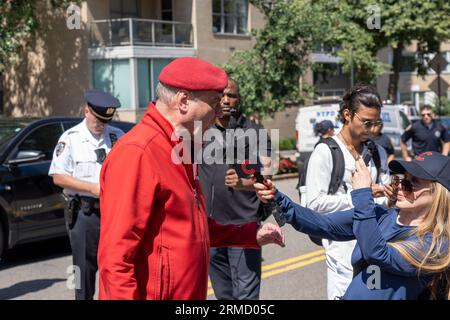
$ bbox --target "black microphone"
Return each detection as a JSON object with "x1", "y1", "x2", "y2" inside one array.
[{"x1": 252, "y1": 171, "x2": 286, "y2": 227}]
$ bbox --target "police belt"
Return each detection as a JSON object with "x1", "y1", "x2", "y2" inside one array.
[{"x1": 79, "y1": 196, "x2": 101, "y2": 215}]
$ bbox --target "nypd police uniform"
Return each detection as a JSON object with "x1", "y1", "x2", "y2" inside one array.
[
  {"x1": 49, "y1": 90, "x2": 123, "y2": 300},
  {"x1": 401, "y1": 120, "x2": 450, "y2": 156}
]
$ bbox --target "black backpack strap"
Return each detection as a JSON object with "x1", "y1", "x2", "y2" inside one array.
[
  {"x1": 321, "y1": 137, "x2": 345, "y2": 195},
  {"x1": 366, "y1": 139, "x2": 382, "y2": 183}
]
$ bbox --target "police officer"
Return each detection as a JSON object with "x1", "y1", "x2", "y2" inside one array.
[
  {"x1": 49, "y1": 90, "x2": 124, "y2": 300},
  {"x1": 401, "y1": 104, "x2": 450, "y2": 160}
]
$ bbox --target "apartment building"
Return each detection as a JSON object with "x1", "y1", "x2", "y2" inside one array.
[{"x1": 2, "y1": 0, "x2": 265, "y2": 122}]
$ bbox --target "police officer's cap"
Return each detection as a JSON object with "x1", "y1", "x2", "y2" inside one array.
[{"x1": 85, "y1": 90, "x2": 121, "y2": 122}]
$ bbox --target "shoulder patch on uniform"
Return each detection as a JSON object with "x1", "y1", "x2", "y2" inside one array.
[
  {"x1": 67, "y1": 131, "x2": 78, "y2": 135},
  {"x1": 435, "y1": 130, "x2": 441, "y2": 138},
  {"x1": 55, "y1": 142, "x2": 66, "y2": 157},
  {"x1": 110, "y1": 133, "x2": 118, "y2": 146}
]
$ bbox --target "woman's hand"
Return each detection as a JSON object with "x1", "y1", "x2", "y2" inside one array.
[
  {"x1": 256, "y1": 223, "x2": 285, "y2": 247},
  {"x1": 352, "y1": 157, "x2": 372, "y2": 190},
  {"x1": 254, "y1": 179, "x2": 277, "y2": 203},
  {"x1": 383, "y1": 183, "x2": 398, "y2": 207}
]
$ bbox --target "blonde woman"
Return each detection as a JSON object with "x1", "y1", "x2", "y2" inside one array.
[{"x1": 256, "y1": 152, "x2": 449, "y2": 299}]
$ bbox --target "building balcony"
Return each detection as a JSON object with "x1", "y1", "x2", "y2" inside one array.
[{"x1": 89, "y1": 18, "x2": 193, "y2": 48}]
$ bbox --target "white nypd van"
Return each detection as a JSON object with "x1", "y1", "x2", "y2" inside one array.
[{"x1": 295, "y1": 100, "x2": 411, "y2": 162}]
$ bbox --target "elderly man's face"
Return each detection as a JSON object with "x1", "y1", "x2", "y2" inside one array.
[{"x1": 189, "y1": 90, "x2": 222, "y2": 133}]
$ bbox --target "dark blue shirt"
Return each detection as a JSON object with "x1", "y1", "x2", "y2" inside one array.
[
  {"x1": 401, "y1": 120, "x2": 450, "y2": 155},
  {"x1": 274, "y1": 188, "x2": 444, "y2": 300},
  {"x1": 371, "y1": 133, "x2": 395, "y2": 156}
]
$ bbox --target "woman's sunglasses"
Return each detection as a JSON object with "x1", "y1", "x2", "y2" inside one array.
[{"x1": 391, "y1": 175, "x2": 414, "y2": 196}]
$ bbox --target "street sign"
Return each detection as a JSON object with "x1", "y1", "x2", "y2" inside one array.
[
  {"x1": 428, "y1": 53, "x2": 448, "y2": 74},
  {"x1": 429, "y1": 77, "x2": 449, "y2": 95}
]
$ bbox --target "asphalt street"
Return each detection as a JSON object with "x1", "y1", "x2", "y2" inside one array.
[{"x1": 0, "y1": 178, "x2": 327, "y2": 300}]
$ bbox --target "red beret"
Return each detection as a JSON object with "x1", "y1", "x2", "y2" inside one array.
[{"x1": 158, "y1": 57, "x2": 228, "y2": 92}]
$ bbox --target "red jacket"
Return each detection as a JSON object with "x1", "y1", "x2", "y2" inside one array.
[{"x1": 98, "y1": 103, "x2": 259, "y2": 300}]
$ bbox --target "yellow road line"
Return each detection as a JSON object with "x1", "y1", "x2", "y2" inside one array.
[
  {"x1": 207, "y1": 250, "x2": 326, "y2": 296},
  {"x1": 262, "y1": 249, "x2": 325, "y2": 272}
]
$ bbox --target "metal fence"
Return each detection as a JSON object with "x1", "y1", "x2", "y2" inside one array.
[{"x1": 90, "y1": 18, "x2": 193, "y2": 47}]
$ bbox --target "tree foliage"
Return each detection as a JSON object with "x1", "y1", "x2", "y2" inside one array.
[
  {"x1": 223, "y1": 0, "x2": 318, "y2": 118},
  {"x1": 0, "y1": 0, "x2": 78, "y2": 72},
  {"x1": 224, "y1": 0, "x2": 450, "y2": 117}
]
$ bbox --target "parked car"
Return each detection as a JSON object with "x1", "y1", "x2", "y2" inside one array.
[{"x1": 0, "y1": 117, "x2": 134, "y2": 260}]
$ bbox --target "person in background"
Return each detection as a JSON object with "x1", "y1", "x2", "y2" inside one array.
[
  {"x1": 314, "y1": 120, "x2": 335, "y2": 140},
  {"x1": 199, "y1": 79, "x2": 272, "y2": 300},
  {"x1": 370, "y1": 121, "x2": 395, "y2": 163},
  {"x1": 303, "y1": 84, "x2": 393, "y2": 300},
  {"x1": 401, "y1": 104, "x2": 450, "y2": 160}
]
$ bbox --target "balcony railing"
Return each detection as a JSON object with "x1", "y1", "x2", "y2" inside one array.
[{"x1": 90, "y1": 18, "x2": 193, "y2": 48}]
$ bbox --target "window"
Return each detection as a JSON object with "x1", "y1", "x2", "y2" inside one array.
[
  {"x1": 93, "y1": 59, "x2": 132, "y2": 109},
  {"x1": 399, "y1": 92, "x2": 413, "y2": 104},
  {"x1": 18, "y1": 124, "x2": 64, "y2": 161},
  {"x1": 161, "y1": 0, "x2": 173, "y2": 21},
  {"x1": 110, "y1": 0, "x2": 139, "y2": 18},
  {"x1": 213, "y1": 0, "x2": 248, "y2": 35},
  {"x1": 400, "y1": 54, "x2": 416, "y2": 72},
  {"x1": 137, "y1": 58, "x2": 173, "y2": 108}
]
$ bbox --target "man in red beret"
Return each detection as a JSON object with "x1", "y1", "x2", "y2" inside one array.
[{"x1": 98, "y1": 57, "x2": 285, "y2": 300}]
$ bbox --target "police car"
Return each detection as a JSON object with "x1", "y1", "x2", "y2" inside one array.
[
  {"x1": 295, "y1": 101, "x2": 411, "y2": 162},
  {"x1": 0, "y1": 117, "x2": 134, "y2": 261}
]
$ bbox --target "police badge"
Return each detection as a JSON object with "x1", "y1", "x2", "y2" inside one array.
[
  {"x1": 55, "y1": 142, "x2": 66, "y2": 157},
  {"x1": 109, "y1": 133, "x2": 118, "y2": 146}
]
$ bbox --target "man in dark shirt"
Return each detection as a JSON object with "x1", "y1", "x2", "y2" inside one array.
[
  {"x1": 199, "y1": 79, "x2": 272, "y2": 300},
  {"x1": 370, "y1": 121, "x2": 395, "y2": 163},
  {"x1": 401, "y1": 104, "x2": 450, "y2": 160}
]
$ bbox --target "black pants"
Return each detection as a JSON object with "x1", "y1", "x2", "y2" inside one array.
[
  {"x1": 68, "y1": 209, "x2": 100, "y2": 300},
  {"x1": 209, "y1": 247, "x2": 262, "y2": 300}
]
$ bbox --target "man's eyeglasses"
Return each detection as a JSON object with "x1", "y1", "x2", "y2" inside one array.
[
  {"x1": 421, "y1": 113, "x2": 432, "y2": 118},
  {"x1": 353, "y1": 113, "x2": 383, "y2": 129}
]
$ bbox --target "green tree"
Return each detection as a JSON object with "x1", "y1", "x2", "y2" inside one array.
[
  {"x1": 0, "y1": 0, "x2": 77, "y2": 72},
  {"x1": 312, "y1": 0, "x2": 450, "y2": 102},
  {"x1": 223, "y1": 0, "x2": 317, "y2": 118}
]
